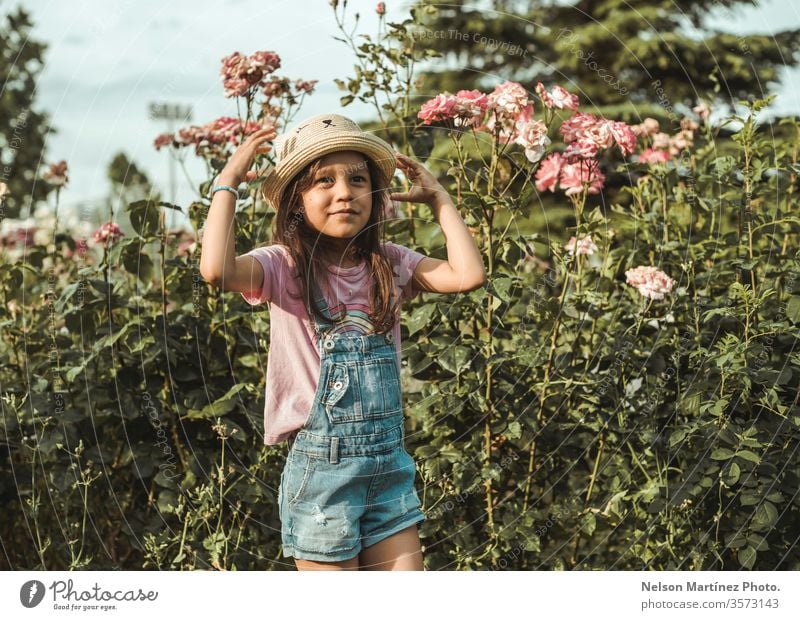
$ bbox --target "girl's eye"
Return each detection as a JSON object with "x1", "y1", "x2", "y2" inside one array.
[
  {"x1": 315, "y1": 176, "x2": 334, "y2": 184},
  {"x1": 351, "y1": 175, "x2": 367, "y2": 183}
]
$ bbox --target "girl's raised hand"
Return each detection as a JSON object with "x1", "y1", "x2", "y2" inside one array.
[
  {"x1": 391, "y1": 152, "x2": 448, "y2": 207},
  {"x1": 218, "y1": 126, "x2": 277, "y2": 185}
]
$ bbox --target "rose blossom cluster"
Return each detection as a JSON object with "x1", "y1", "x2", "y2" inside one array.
[
  {"x1": 221, "y1": 50, "x2": 281, "y2": 98},
  {"x1": 418, "y1": 81, "x2": 642, "y2": 189},
  {"x1": 559, "y1": 112, "x2": 637, "y2": 159},
  {"x1": 533, "y1": 111, "x2": 636, "y2": 196},
  {"x1": 42, "y1": 160, "x2": 69, "y2": 187},
  {"x1": 484, "y1": 81, "x2": 533, "y2": 143},
  {"x1": 630, "y1": 116, "x2": 700, "y2": 164},
  {"x1": 155, "y1": 51, "x2": 313, "y2": 158},
  {"x1": 417, "y1": 90, "x2": 491, "y2": 128},
  {"x1": 534, "y1": 152, "x2": 605, "y2": 196},
  {"x1": 417, "y1": 81, "x2": 560, "y2": 162},
  {"x1": 564, "y1": 234, "x2": 598, "y2": 256},
  {"x1": 535, "y1": 82, "x2": 579, "y2": 111},
  {"x1": 155, "y1": 117, "x2": 276, "y2": 158},
  {"x1": 261, "y1": 76, "x2": 318, "y2": 100},
  {"x1": 625, "y1": 265, "x2": 674, "y2": 300},
  {"x1": 92, "y1": 222, "x2": 124, "y2": 245}
]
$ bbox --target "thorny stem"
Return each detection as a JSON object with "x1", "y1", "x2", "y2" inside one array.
[{"x1": 522, "y1": 189, "x2": 586, "y2": 513}]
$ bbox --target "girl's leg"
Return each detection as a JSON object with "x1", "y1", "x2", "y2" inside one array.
[
  {"x1": 358, "y1": 524, "x2": 424, "y2": 571},
  {"x1": 294, "y1": 557, "x2": 359, "y2": 570}
]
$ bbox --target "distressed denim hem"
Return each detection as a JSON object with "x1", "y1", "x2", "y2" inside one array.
[{"x1": 282, "y1": 542, "x2": 362, "y2": 563}]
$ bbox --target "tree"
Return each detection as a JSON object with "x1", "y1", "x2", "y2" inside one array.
[
  {"x1": 107, "y1": 153, "x2": 157, "y2": 205},
  {"x1": 0, "y1": 6, "x2": 53, "y2": 219},
  {"x1": 414, "y1": 0, "x2": 800, "y2": 123}
]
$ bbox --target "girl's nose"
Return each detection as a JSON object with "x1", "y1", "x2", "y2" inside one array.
[{"x1": 333, "y1": 178, "x2": 354, "y2": 200}]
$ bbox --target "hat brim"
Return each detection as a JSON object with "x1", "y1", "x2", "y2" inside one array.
[{"x1": 262, "y1": 132, "x2": 396, "y2": 211}]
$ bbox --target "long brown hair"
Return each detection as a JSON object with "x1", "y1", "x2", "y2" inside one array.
[{"x1": 261, "y1": 154, "x2": 399, "y2": 334}]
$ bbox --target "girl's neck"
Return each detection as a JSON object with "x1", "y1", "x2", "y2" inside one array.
[{"x1": 319, "y1": 239, "x2": 362, "y2": 268}]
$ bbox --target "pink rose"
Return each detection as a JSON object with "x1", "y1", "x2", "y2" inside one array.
[
  {"x1": 625, "y1": 266, "x2": 674, "y2": 300},
  {"x1": 221, "y1": 50, "x2": 282, "y2": 98},
  {"x1": 154, "y1": 133, "x2": 175, "y2": 151},
  {"x1": 563, "y1": 138, "x2": 598, "y2": 161},
  {"x1": 638, "y1": 148, "x2": 671, "y2": 164},
  {"x1": 294, "y1": 79, "x2": 318, "y2": 94},
  {"x1": 487, "y1": 81, "x2": 530, "y2": 118},
  {"x1": 453, "y1": 89, "x2": 489, "y2": 128},
  {"x1": 669, "y1": 129, "x2": 693, "y2": 155},
  {"x1": 631, "y1": 118, "x2": 660, "y2": 137},
  {"x1": 514, "y1": 119, "x2": 550, "y2": 163},
  {"x1": 534, "y1": 152, "x2": 564, "y2": 192},
  {"x1": 417, "y1": 93, "x2": 458, "y2": 124},
  {"x1": 643, "y1": 118, "x2": 660, "y2": 135},
  {"x1": 564, "y1": 234, "x2": 598, "y2": 256},
  {"x1": 583, "y1": 119, "x2": 614, "y2": 150},
  {"x1": 92, "y1": 222, "x2": 124, "y2": 245},
  {"x1": 559, "y1": 160, "x2": 605, "y2": 196},
  {"x1": 42, "y1": 160, "x2": 69, "y2": 186},
  {"x1": 608, "y1": 121, "x2": 637, "y2": 157},
  {"x1": 651, "y1": 132, "x2": 670, "y2": 150},
  {"x1": 536, "y1": 82, "x2": 579, "y2": 110}
]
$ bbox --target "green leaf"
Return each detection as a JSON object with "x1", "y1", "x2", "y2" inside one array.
[
  {"x1": 580, "y1": 512, "x2": 596, "y2": 536},
  {"x1": 668, "y1": 428, "x2": 687, "y2": 447},
  {"x1": 723, "y1": 462, "x2": 740, "y2": 486},
  {"x1": 786, "y1": 296, "x2": 800, "y2": 324},
  {"x1": 754, "y1": 501, "x2": 778, "y2": 527},
  {"x1": 489, "y1": 276, "x2": 513, "y2": 302},
  {"x1": 738, "y1": 545, "x2": 757, "y2": 569},
  {"x1": 747, "y1": 533, "x2": 769, "y2": 551},
  {"x1": 437, "y1": 345, "x2": 472, "y2": 375},
  {"x1": 506, "y1": 421, "x2": 522, "y2": 439},
  {"x1": 710, "y1": 448, "x2": 735, "y2": 460},
  {"x1": 736, "y1": 450, "x2": 761, "y2": 464},
  {"x1": 185, "y1": 384, "x2": 246, "y2": 419},
  {"x1": 740, "y1": 492, "x2": 760, "y2": 506},
  {"x1": 407, "y1": 303, "x2": 436, "y2": 336},
  {"x1": 415, "y1": 445, "x2": 439, "y2": 459},
  {"x1": 122, "y1": 245, "x2": 154, "y2": 282},
  {"x1": 127, "y1": 200, "x2": 162, "y2": 238}
]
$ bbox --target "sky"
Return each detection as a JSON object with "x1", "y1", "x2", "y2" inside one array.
[{"x1": 14, "y1": 0, "x2": 800, "y2": 229}]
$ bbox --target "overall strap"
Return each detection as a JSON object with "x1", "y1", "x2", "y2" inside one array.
[{"x1": 308, "y1": 277, "x2": 343, "y2": 334}]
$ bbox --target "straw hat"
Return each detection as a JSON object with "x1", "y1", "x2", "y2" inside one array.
[{"x1": 261, "y1": 113, "x2": 396, "y2": 211}]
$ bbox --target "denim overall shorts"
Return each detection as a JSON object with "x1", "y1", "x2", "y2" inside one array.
[{"x1": 278, "y1": 282, "x2": 426, "y2": 562}]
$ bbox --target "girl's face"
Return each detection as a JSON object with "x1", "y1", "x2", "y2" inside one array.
[{"x1": 298, "y1": 151, "x2": 373, "y2": 241}]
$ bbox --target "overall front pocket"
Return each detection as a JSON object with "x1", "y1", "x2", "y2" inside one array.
[
  {"x1": 322, "y1": 358, "x2": 402, "y2": 423},
  {"x1": 283, "y1": 452, "x2": 315, "y2": 508}
]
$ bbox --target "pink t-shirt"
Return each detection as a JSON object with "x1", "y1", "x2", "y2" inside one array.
[{"x1": 241, "y1": 241, "x2": 427, "y2": 445}]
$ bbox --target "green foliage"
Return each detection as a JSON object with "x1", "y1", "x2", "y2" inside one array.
[{"x1": 0, "y1": 7, "x2": 54, "y2": 218}]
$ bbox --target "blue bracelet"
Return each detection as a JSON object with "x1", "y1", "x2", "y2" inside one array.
[{"x1": 212, "y1": 185, "x2": 239, "y2": 200}]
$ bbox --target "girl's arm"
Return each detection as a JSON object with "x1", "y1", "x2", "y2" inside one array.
[
  {"x1": 199, "y1": 128, "x2": 274, "y2": 293},
  {"x1": 391, "y1": 152, "x2": 487, "y2": 294}
]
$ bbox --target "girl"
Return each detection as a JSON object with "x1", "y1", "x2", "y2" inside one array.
[{"x1": 200, "y1": 113, "x2": 486, "y2": 571}]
